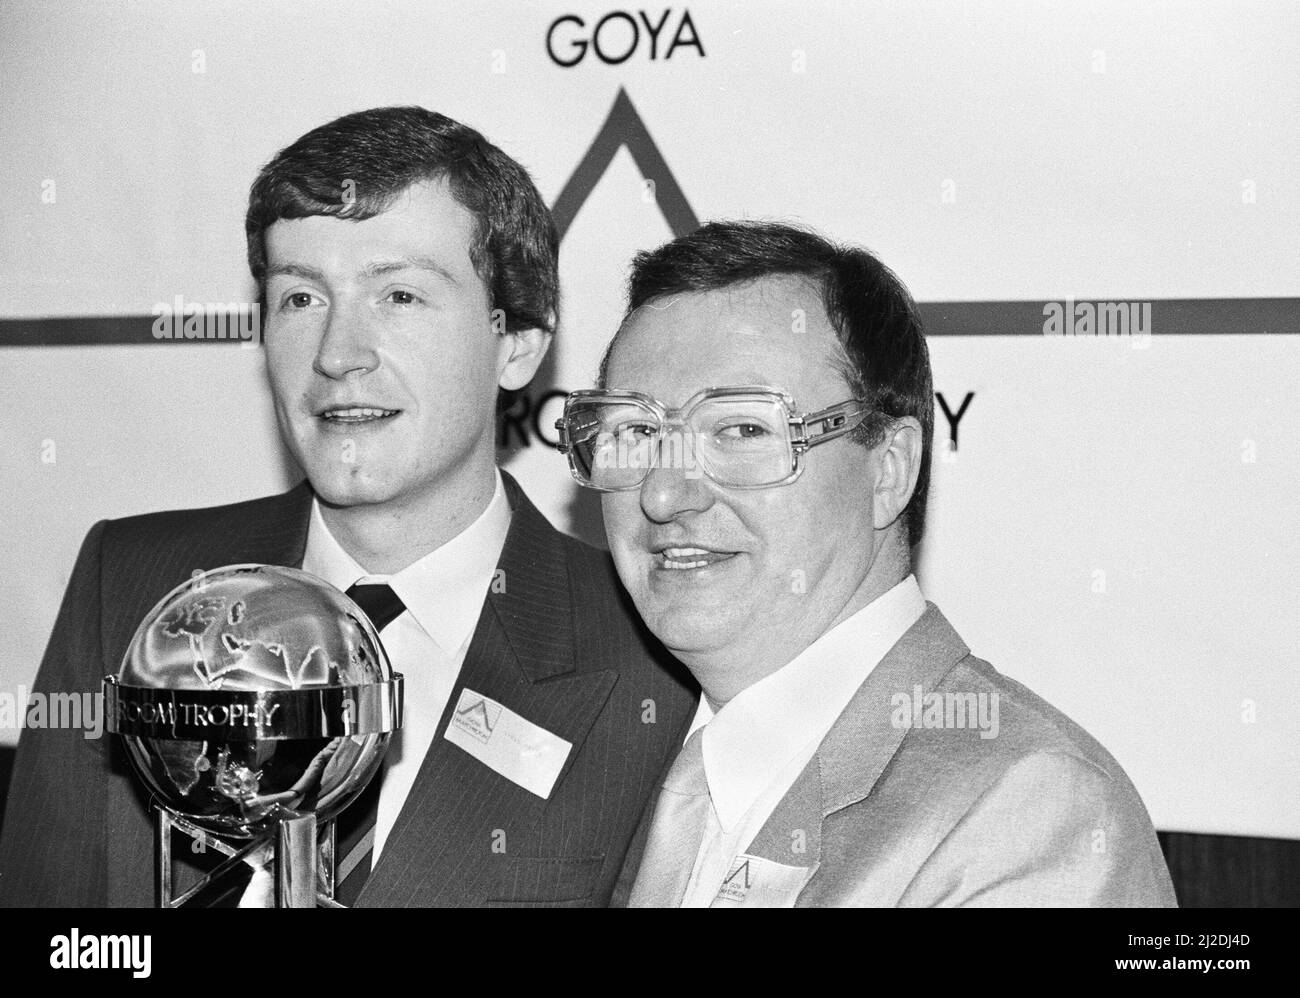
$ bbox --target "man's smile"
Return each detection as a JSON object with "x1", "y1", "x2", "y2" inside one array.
[
  {"x1": 653, "y1": 545, "x2": 740, "y2": 571},
  {"x1": 314, "y1": 403, "x2": 403, "y2": 426}
]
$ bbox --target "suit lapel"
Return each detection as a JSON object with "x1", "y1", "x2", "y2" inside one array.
[
  {"x1": 357, "y1": 472, "x2": 617, "y2": 906},
  {"x1": 735, "y1": 603, "x2": 970, "y2": 907},
  {"x1": 811, "y1": 603, "x2": 970, "y2": 815},
  {"x1": 743, "y1": 760, "x2": 823, "y2": 870}
]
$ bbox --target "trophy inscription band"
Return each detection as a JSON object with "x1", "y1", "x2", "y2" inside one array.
[{"x1": 104, "y1": 676, "x2": 403, "y2": 740}]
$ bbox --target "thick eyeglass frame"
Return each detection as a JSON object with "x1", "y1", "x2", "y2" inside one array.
[{"x1": 555, "y1": 385, "x2": 869, "y2": 492}]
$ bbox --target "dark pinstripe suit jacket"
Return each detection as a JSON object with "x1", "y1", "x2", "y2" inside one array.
[{"x1": 0, "y1": 472, "x2": 697, "y2": 907}]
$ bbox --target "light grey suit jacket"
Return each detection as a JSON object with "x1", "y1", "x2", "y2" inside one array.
[{"x1": 616, "y1": 603, "x2": 1178, "y2": 907}]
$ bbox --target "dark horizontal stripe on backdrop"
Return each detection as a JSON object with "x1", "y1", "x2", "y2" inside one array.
[{"x1": 1, "y1": 298, "x2": 1296, "y2": 347}]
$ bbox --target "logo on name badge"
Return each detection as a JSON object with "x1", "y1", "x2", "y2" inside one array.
[
  {"x1": 716, "y1": 858, "x2": 753, "y2": 903},
  {"x1": 710, "y1": 854, "x2": 816, "y2": 907},
  {"x1": 452, "y1": 694, "x2": 502, "y2": 744}
]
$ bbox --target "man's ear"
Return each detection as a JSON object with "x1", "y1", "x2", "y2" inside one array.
[
  {"x1": 872, "y1": 416, "x2": 923, "y2": 531},
  {"x1": 496, "y1": 324, "x2": 553, "y2": 391}
]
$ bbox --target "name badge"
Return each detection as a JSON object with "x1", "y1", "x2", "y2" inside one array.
[
  {"x1": 711, "y1": 854, "x2": 817, "y2": 908},
  {"x1": 443, "y1": 688, "x2": 573, "y2": 799}
]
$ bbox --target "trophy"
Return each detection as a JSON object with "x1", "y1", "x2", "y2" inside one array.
[{"x1": 103, "y1": 564, "x2": 403, "y2": 907}]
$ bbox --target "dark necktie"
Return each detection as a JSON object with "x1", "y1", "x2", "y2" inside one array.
[
  {"x1": 333, "y1": 582, "x2": 407, "y2": 906},
  {"x1": 347, "y1": 582, "x2": 408, "y2": 632}
]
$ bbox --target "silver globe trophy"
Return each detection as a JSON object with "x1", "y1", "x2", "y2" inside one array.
[{"x1": 104, "y1": 564, "x2": 403, "y2": 908}]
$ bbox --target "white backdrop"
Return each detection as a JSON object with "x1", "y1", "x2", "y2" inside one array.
[{"x1": 1, "y1": 0, "x2": 1297, "y2": 838}]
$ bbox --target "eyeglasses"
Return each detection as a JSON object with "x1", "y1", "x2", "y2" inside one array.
[{"x1": 555, "y1": 385, "x2": 868, "y2": 491}]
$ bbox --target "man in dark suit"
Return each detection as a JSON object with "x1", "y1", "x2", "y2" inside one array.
[
  {"x1": 0, "y1": 106, "x2": 695, "y2": 907},
  {"x1": 557, "y1": 221, "x2": 1175, "y2": 906}
]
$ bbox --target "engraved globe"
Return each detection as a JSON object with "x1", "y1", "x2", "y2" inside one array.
[{"x1": 105, "y1": 564, "x2": 402, "y2": 838}]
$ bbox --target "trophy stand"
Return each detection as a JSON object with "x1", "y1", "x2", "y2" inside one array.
[{"x1": 157, "y1": 807, "x2": 340, "y2": 908}]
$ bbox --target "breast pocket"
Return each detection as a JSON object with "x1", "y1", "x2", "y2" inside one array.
[{"x1": 484, "y1": 854, "x2": 607, "y2": 907}]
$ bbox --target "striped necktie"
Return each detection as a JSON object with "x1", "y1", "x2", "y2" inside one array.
[{"x1": 333, "y1": 582, "x2": 407, "y2": 906}]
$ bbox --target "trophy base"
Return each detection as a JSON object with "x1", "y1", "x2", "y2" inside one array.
[{"x1": 156, "y1": 807, "x2": 343, "y2": 908}]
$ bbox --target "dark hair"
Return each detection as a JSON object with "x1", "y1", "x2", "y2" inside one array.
[
  {"x1": 605, "y1": 220, "x2": 934, "y2": 545},
  {"x1": 246, "y1": 106, "x2": 558, "y2": 339}
]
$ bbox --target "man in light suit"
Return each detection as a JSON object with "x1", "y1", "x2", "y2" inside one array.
[
  {"x1": 556, "y1": 220, "x2": 1177, "y2": 907},
  {"x1": 0, "y1": 106, "x2": 695, "y2": 907}
]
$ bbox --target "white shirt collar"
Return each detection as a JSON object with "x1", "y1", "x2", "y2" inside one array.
[
  {"x1": 690, "y1": 574, "x2": 927, "y2": 832},
  {"x1": 300, "y1": 471, "x2": 512, "y2": 657}
]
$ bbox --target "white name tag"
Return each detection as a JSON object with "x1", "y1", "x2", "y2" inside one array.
[
  {"x1": 442, "y1": 688, "x2": 573, "y2": 799},
  {"x1": 711, "y1": 854, "x2": 816, "y2": 908}
]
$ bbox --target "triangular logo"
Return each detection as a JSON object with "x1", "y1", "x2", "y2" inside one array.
[
  {"x1": 724, "y1": 858, "x2": 752, "y2": 889},
  {"x1": 456, "y1": 698, "x2": 496, "y2": 733},
  {"x1": 551, "y1": 88, "x2": 700, "y2": 243}
]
